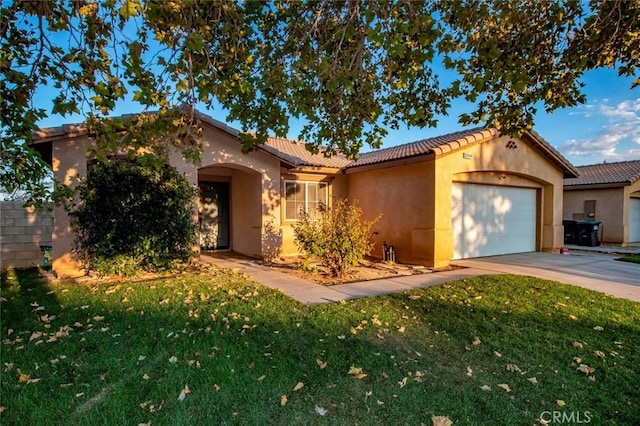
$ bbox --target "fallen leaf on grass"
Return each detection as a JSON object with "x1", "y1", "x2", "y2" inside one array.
[
  {"x1": 293, "y1": 382, "x2": 304, "y2": 391},
  {"x1": 177, "y1": 384, "x2": 190, "y2": 401},
  {"x1": 143, "y1": 374, "x2": 150, "y2": 380},
  {"x1": 169, "y1": 356, "x2": 178, "y2": 364},
  {"x1": 472, "y1": 337, "x2": 481, "y2": 346},
  {"x1": 497, "y1": 383, "x2": 511, "y2": 392},
  {"x1": 93, "y1": 316, "x2": 104, "y2": 322},
  {"x1": 572, "y1": 341, "x2": 584, "y2": 349},
  {"x1": 280, "y1": 395, "x2": 288, "y2": 406},
  {"x1": 466, "y1": 366, "x2": 473, "y2": 377},
  {"x1": 17, "y1": 369, "x2": 30, "y2": 383},
  {"x1": 480, "y1": 385, "x2": 492, "y2": 391},
  {"x1": 432, "y1": 416, "x2": 453, "y2": 426},
  {"x1": 577, "y1": 364, "x2": 595, "y2": 374},
  {"x1": 348, "y1": 366, "x2": 367, "y2": 379},
  {"x1": 528, "y1": 377, "x2": 538, "y2": 385},
  {"x1": 556, "y1": 400, "x2": 566, "y2": 407},
  {"x1": 593, "y1": 350, "x2": 605, "y2": 359},
  {"x1": 588, "y1": 376, "x2": 596, "y2": 382},
  {"x1": 398, "y1": 377, "x2": 408, "y2": 388},
  {"x1": 315, "y1": 405, "x2": 328, "y2": 416},
  {"x1": 257, "y1": 375, "x2": 266, "y2": 381},
  {"x1": 593, "y1": 326, "x2": 604, "y2": 331},
  {"x1": 568, "y1": 314, "x2": 578, "y2": 321},
  {"x1": 0, "y1": 405, "x2": 5, "y2": 414},
  {"x1": 506, "y1": 364, "x2": 520, "y2": 372},
  {"x1": 494, "y1": 351, "x2": 502, "y2": 358},
  {"x1": 316, "y1": 359, "x2": 327, "y2": 369}
]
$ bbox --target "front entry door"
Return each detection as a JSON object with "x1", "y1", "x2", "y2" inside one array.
[{"x1": 199, "y1": 182, "x2": 230, "y2": 250}]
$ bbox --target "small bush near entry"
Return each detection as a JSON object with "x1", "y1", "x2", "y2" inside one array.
[
  {"x1": 293, "y1": 198, "x2": 381, "y2": 278},
  {"x1": 68, "y1": 158, "x2": 196, "y2": 275}
]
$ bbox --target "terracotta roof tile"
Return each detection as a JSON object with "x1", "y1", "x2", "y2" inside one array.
[
  {"x1": 564, "y1": 160, "x2": 640, "y2": 186},
  {"x1": 345, "y1": 127, "x2": 494, "y2": 168},
  {"x1": 260, "y1": 137, "x2": 352, "y2": 168}
]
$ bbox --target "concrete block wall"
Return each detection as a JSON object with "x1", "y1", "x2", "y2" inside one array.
[{"x1": 1, "y1": 201, "x2": 53, "y2": 271}]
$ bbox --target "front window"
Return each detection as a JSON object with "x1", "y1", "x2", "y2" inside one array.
[{"x1": 284, "y1": 180, "x2": 328, "y2": 220}]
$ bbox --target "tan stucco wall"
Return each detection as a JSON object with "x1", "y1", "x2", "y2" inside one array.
[
  {"x1": 347, "y1": 161, "x2": 434, "y2": 264},
  {"x1": 563, "y1": 179, "x2": 640, "y2": 244},
  {"x1": 51, "y1": 136, "x2": 92, "y2": 277},
  {"x1": 347, "y1": 134, "x2": 566, "y2": 268}
]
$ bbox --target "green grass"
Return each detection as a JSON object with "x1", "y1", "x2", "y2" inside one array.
[
  {"x1": 616, "y1": 254, "x2": 640, "y2": 264},
  {"x1": 1, "y1": 267, "x2": 639, "y2": 425}
]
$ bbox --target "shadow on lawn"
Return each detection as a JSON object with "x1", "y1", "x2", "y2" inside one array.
[
  {"x1": 0, "y1": 268, "x2": 60, "y2": 331},
  {"x1": 1, "y1": 269, "x2": 639, "y2": 425}
]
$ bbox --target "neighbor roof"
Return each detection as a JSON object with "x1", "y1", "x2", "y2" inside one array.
[{"x1": 564, "y1": 160, "x2": 640, "y2": 187}]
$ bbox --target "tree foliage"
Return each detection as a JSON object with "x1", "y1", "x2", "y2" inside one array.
[
  {"x1": 293, "y1": 198, "x2": 381, "y2": 278},
  {"x1": 2, "y1": 0, "x2": 639, "y2": 206},
  {"x1": 68, "y1": 158, "x2": 196, "y2": 275}
]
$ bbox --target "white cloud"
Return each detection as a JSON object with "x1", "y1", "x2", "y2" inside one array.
[{"x1": 560, "y1": 98, "x2": 640, "y2": 164}]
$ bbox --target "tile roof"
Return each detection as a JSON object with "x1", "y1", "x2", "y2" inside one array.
[
  {"x1": 345, "y1": 127, "x2": 495, "y2": 168},
  {"x1": 564, "y1": 160, "x2": 640, "y2": 187},
  {"x1": 259, "y1": 137, "x2": 352, "y2": 168},
  {"x1": 32, "y1": 111, "x2": 577, "y2": 177}
]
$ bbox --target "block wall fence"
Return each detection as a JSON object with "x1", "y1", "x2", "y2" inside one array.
[{"x1": 0, "y1": 201, "x2": 53, "y2": 271}]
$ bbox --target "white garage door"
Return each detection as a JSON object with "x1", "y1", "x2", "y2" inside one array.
[
  {"x1": 452, "y1": 183, "x2": 537, "y2": 259},
  {"x1": 630, "y1": 198, "x2": 640, "y2": 243}
]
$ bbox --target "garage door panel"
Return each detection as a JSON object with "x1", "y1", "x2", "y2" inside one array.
[
  {"x1": 453, "y1": 183, "x2": 536, "y2": 259},
  {"x1": 630, "y1": 198, "x2": 640, "y2": 243}
]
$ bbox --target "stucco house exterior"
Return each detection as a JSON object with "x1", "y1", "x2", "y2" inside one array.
[
  {"x1": 563, "y1": 160, "x2": 640, "y2": 245},
  {"x1": 31, "y1": 113, "x2": 577, "y2": 277}
]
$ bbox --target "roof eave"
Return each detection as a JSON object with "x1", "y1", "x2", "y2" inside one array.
[
  {"x1": 564, "y1": 182, "x2": 629, "y2": 190},
  {"x1": 523, "y1": 130, "x2": 579, "y2": 178}
]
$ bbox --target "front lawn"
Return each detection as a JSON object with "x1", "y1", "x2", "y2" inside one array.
[{"x1": 1, "y1": 268, "x2": 639, "y2": 425}]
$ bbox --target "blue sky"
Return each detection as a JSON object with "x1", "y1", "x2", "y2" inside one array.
[
  {"x1": 36, "y1": 68, "x2": 639, "y2": 168},
  {"x1": 364, "y1": 68, "x2": 640, "y2": 167}
]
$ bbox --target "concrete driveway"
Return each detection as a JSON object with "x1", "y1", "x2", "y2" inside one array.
[{"x1": 453, "y1": 252, "x2": 640, "y2": 303}]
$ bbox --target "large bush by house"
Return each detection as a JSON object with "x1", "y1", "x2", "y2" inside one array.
[
  {"x1": 293, "y1": 198, "x2": 381, "y2": 278},
  {"x1": 68, "y1": 159, "x2": 196, "y2": 275}
]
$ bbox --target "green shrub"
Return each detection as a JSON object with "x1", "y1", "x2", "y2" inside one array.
[
  {"x1": 293, "y1": 198, "x2": 381, "y2": 278},
  {"x1": 68, "y1": 158, "x2": 196, "y2": 275}
]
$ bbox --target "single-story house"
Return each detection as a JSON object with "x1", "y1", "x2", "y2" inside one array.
[
  {"x1": 563, "y1": 160, "x2": 640, "y2": 245},
  {"x1": 31, "y1": 112, "x2": 578, "y2": 277}
]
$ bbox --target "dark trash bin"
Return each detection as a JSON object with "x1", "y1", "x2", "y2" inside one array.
[
  {"x1": 562, "y1": 220, "x2": 577, "y2": 244},
  {"x1": 575, "y1": 220, "x2": 601, "y2": 247}
]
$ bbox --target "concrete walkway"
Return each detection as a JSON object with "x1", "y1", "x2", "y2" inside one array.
[
  {"x1": 200, "y1": 254, "x2": 495, "y2": 305},
  {"x1": 202, "y1": 251, "x2": 640, "y2": 304}
]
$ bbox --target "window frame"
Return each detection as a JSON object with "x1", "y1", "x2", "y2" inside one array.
[{"x1": 283, "y1": 180, "x2": 328, "y2": 221}]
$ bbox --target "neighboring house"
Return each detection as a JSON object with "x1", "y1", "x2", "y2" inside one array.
[
  {"x1": 31, "y1": 112, "x2": 577, "y2": 278},
  {"x1": 563, "y1": 160, "x2": 640, "y2": 245}
]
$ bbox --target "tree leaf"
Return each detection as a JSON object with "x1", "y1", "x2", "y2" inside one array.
[
  {"x1": 293, "y1": 382, "x2": 304, "y2": 391},
  {"x1": 315, "y1": 405, "x2": 328, "y2": 416}
]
